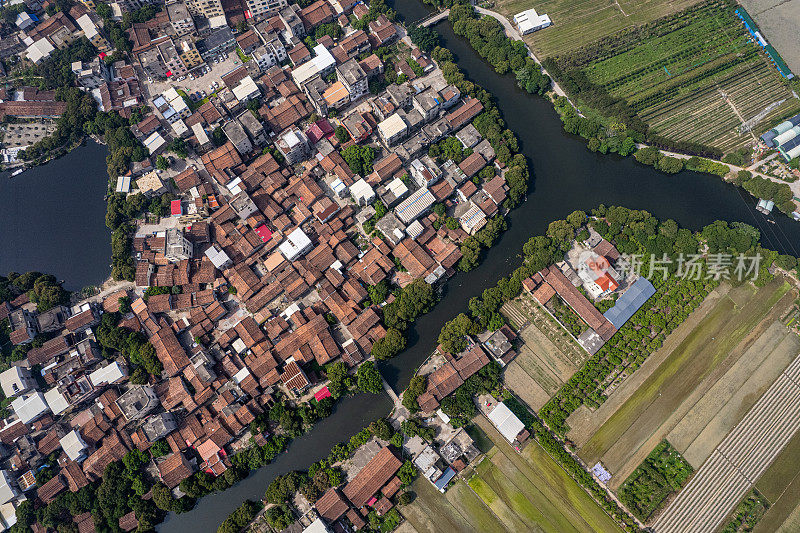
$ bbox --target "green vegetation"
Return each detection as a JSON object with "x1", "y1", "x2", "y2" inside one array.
[
  {"x1": 356, "y1": 361, "x2": 384, "y2": 393},
  {"x1": 544, "y1": 0, "x2": 800, "y2": 153},
  {"x1": 721, "y1": 489, "x2": 769, "y2": 533},
  {"x1": 402, "y1": 375, "x2": 427, "y2": 411},
  {"x1": 617, "y1": 441, "x2": 693, "y2": 521},
  {"x1": 408, "y1": 25, "x2": 440, "y2": 53},
  {"x1": 217, "y1": 500, "x2": 262, "y2": 533},
  {"x1": 341, "y1": 145, "x2": 376, "y2": 175},
  {"x1": 351, "y1": 0, "x2": 396, "y2": 31},
  {"x1": 548, "y1": 296, "x2": 587, "y2": 337},
  {"x1": 540, "y1": 208, "x2": 776, "y2": 434},
  {"x1": 448, "y1": 5, "x2": 550, "y2": 93},
  {"x1": 96, "y1": 312, "x2": 163, "y2": 380}
]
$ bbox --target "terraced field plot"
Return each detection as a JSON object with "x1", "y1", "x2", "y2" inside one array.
[
  {"x1": 502, "y1": 321, "x2": 583, "y2": 410},
  {"x1": 577, "y1": 279, "x2": 791, "y2": 483},
  {"x1": 555, "y1": 0, "x2": 800, "y2": 151},
  {"x1": 495, "y1": 0, "x2": 703, "y2": 58},
  {"x1": 473, "y1": 416, "x2": 624, "y2": 533}
]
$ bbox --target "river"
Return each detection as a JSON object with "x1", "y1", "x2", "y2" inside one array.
[
  {"x1": 92, "y1": 4, "x2": 800, "y2": 531},
  {"x1": 0, "y1": 140, "x2": 111, "y2": 290}
]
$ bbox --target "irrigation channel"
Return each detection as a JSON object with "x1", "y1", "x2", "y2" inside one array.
[{"x1": 23, "y1": 3, "x2": 788, "y2": 532}]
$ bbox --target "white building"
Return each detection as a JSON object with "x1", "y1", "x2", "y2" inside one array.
[
  {"x1": 513, "y1": 8, "x2": 551, "y2": 34},
  {"x1": 88, "y1": 361, "x2": 128, "y2": 387},
  {"x1": 0, "y1": 367, "x2": 36, "y2": 398},
  {"x1": 232, "y1": 76, "x2": 261, "y2": 103},
  {"x1": 43, "y1": 388, "x2": 70, "y2": 416},
  {"x1": 11, "y1": 392, "x2": 50, "y2": 424},
  {"x1": 410, "y1": 156, "x2": 441, "y2": 188},
  {"x1": 377, "y1": 113, "x2": 408, "y2": 146},
  {"x1": 0, "y1": 471, "x2": 18, "y2": 505},
  {"x1": 205, "y1": 244, "x2": 232, "y2": 270},
  {"x1": 395, "y1": 187, "x2": 435, "y2": 225},
  {"x1": 279, "y1": 228, "x2": 313, "y2": 261},
  {"x1": 245, "y1": 0, "x2": 287, "y2": 20},
  {"x1": 487, "y1": 402, "x2": 525, "y2": 443},
  {"x1": 59, "y1": 430, "x2": 89, "y2": 462},
  {"x1": 290, "y1": 44, "x2": 335, "y2": 87},
  {"x1": 350, "y1": 178, "x2": 375, "y2": 206},
  {"x1": 26, "y1": 38, "x2": 54, "y2": 64},
  {"x1": 276, "y1": 127, "x2": 310, "y2": 165}
]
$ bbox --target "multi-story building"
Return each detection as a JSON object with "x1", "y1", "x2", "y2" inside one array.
[
  {"x1": 223, "y1": 120, "x2": 253, "y2": 155},
  {"x1": 336, "y1": 59, "x2": 368, "y2": 102},
  {"x1": 244, "y1": 0, "x2": 287, "y2": 20},
  {"x1": 186, "y1": 0, "x2": 224, "y2": 19},
  {"x1": 72, "y1": 57, "x2": 110, "y2": 90},
  {"x1": 251, "y1": 30, "x2": 286, "y2": 71},
  {"x1": 76, "y1": 14, "x2": 112, "y2": 52},
  {"x1": 278, "y1": 4, "x2": 305, "y2": 41},
  {"x1": 167, "y1": 2, "x2": 195, "y2": 36},
  {"x1": 177, "y1": 39, "x2": 203, "y2": 70},
  {"x1": 165, "y1": 228, "x2": 193, "y2": 261},
  {"x1": 276, "y1": 127, "x2": 310, "y2": 165},
  {"x1": 237, "y1": 111, "x2": 268, "y2": 147}
]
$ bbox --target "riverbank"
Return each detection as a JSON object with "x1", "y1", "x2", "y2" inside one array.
[
  {"x1": 155, "y1": 3, "x2": 800, "y2": 529},
  {"x1": 443, "y1": 3, "x2": 800, "y2": 217}
]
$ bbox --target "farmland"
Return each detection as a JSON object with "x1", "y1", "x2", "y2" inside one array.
[
  {"x1": 494, "y1": 0, "x2": 703, "y2": 58},
  {"x1": 577, "y1": 278, "x2": 791, "y2": 481},
  {"x1": 501, "y1": 297, "x2": 587, "y2": 410},
  {"x1": 617, "y1": 440, "x2": 693, "y2": 521},
  {"x1": 401, "y1": 416, "x2": 623, "y2": 533},
  {"x1": 751, "y1": 426, "x2": 800, "y2": 532},
  {"x1": 548, "y1": 0, "x2": 800, "y2": 152},
  {"x1": 653, "y1": 349, "x2": 800, "y2": 532}
]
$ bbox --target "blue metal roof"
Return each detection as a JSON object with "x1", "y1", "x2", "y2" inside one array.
[
  {"x1": 603, "y1": 277, "x2": 656, "y2": 330},
  {"x1": 434, "y1": 467, "x2": 456, "y2": 490}
]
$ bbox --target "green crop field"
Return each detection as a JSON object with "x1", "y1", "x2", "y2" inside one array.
[
  {"x1": 495, "y1": 0, "x2": 703, "y2": 58},
  {"x1": 473, "y1": 416, "x2": 624, "y2": 533},
  {"x1": 551, "y1": 0, "x2": 800, "y2": 152},
  {"x1": 578, "y1": 279, "x2": 790, "y2": 468}
]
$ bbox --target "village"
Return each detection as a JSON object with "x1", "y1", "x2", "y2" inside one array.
[{"x1": 0, "y1": 0, "x2": 528, "y2": 530}]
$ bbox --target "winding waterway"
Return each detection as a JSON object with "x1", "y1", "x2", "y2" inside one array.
[
  {"x1": 14, "y1": 4, "x2": 796, "y2": 531},
  {"x1": 0, "y1": 140, "x2": 111, "y2": 290}
]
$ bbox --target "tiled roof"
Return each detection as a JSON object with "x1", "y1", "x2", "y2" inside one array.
[{"x1": 343, "y1": 447, "x2": 401, "y2": 508}]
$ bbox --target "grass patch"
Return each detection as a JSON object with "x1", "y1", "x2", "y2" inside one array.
[{"x1": 617, "y1": 440, "x2": 693, "y2": 521}]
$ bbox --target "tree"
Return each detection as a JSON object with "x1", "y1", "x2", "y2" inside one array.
[
  {"x1": 325, "y1": 361, "x2": 353, "y2": 397},
  {"x1": 369, "y1": 418, "x2": 394, "y2": 440},
  {"x1": 156, "y1": 155, "x2": 169, "y2": 170},
  {"x1": 356, "y1": 361, "x2": 383, "y2": 394},
  {"x1": 634, "y1": 146, "x2": 661, "y2": 166},
  {"x1": 657, "y1": 156, "x2": 684, "y2": 174},
  {"x1": 151, "y1": 482, "x2": 174, "y2": 511},
  {"x1": 340, "y1": 145, "x2": 376, "y2": 175},
  {"x1": 408, "y1": 25, "x2": 439, "y2": 52},
  {"x1": 402, "y1": 375, "x2": 426, "y2": 411},
  {"x1": 335, "y1": 126, "x2": 350, "y2": 143},
  {"x1": 371, "y1": 328, "x2": 406, "y2": 360},
  {"x1": 438, "y1": 313, "x2": 473, "y2": 353}
]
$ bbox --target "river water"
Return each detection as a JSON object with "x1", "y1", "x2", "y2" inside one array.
[
  {"x1": 5, "y1": 4, "x2": 793, "y2": 531},
  {"x1": 0, "y1": 141, "x2": 111, "y2": 290}
]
